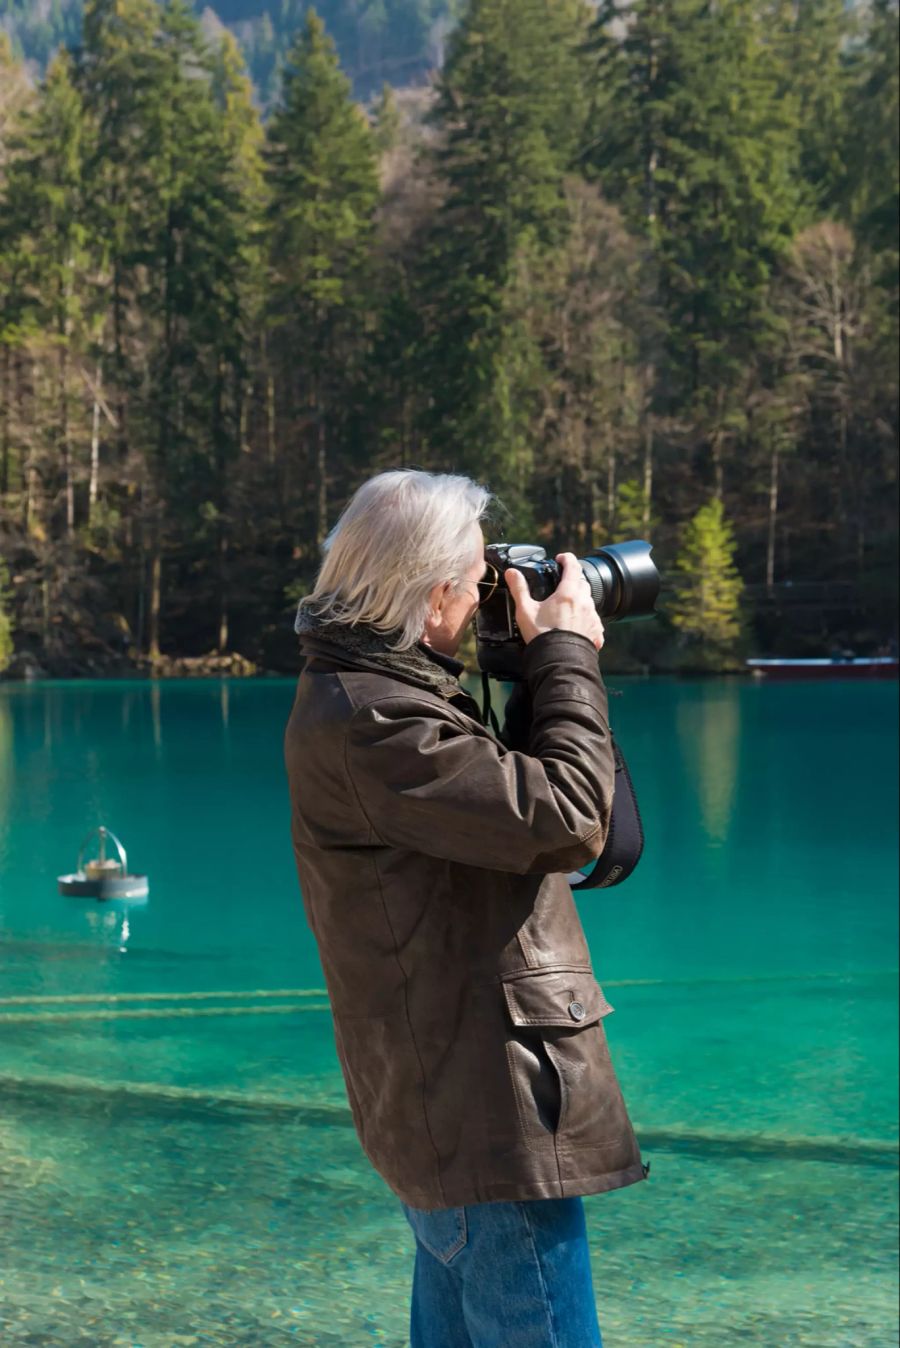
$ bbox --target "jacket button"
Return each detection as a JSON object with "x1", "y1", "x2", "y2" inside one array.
[{"x1": 568, "y1": 1000, "x2": 586, "y2": 1022}]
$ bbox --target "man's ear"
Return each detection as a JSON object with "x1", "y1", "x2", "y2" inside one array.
[{"x1": 425, "y1": 579, "x2": 450, "y2": 628}]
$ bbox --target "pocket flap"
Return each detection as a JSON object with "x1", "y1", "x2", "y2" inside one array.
[{"x1": 501, "y1": 968, "x2": 614, "y2": 1029}]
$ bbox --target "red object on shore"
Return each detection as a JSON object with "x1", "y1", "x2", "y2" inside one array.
[{"x1": 746, "y1": 657, "x2": 899, "y2": 681}]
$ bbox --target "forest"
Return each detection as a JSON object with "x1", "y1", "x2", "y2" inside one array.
[{"x1": 0, "y1": 0, "x2": 897, "y2": 677}]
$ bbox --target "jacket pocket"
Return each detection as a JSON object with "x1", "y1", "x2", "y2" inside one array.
[{"x1": 501, "y1": 968, "x2": 615, "y2": 1144}]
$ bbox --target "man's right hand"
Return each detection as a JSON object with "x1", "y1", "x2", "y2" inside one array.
[{"x1": 505, "y1": 553, "x2": 606, "y2": 650}]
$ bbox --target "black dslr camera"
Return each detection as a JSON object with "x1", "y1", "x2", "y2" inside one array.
[{"x1": 475, "y1": 541, "x2": 659, "y2": 681}]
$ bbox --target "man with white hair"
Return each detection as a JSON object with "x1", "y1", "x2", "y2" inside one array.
[{"x1": 285, "y1": 470, "x2": 647, "y2": 1347}]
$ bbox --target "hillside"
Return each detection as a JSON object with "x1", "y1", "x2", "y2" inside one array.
[{"x1": 0, "y1": 0, "x2": 458, "y2": 99}]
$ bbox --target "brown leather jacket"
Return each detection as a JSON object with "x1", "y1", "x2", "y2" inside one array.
[{"x1": 284, "y1": 627, "x2": 648, "y2": 1209}]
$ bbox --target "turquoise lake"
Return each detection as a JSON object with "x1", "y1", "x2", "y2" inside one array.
[{"x1": 0, "y1": 676, "x2": 897, "y2": 1347}]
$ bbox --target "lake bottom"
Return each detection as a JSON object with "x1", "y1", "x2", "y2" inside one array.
[{"x1": 1, "y1": 1069, "x2": 896, "y2": 1348}]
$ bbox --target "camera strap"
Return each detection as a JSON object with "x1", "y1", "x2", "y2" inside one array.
[
  {"x1": 566, "y1": 734, "x2": 645, "y2": 892},
  {"x1": 480, "y1": 673, "x2": 644, "y2": 892},
  {"x1": 480, "y1": 671, "x2": 503, "y2": 738}
]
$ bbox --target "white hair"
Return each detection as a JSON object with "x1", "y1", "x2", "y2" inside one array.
[{"x1": 297, "y1": 470, "x2": 494, "y2": 651}]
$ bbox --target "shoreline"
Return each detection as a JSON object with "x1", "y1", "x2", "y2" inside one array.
[
  {"x1": 0, "y1": 662, "x2": 863, "y2": 685},
  {"x1": 4, "y1": 649, "x2": 894, "y2": 684},
  {"x1": 0, "y1": 656, "x2": 750, "y2": 683}
]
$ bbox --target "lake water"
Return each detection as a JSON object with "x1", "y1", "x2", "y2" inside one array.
[{"x1": 0, "y1": 676, "x2": 897, "y2": 1347}]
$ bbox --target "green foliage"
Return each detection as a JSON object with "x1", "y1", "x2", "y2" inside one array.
[
  {"x1": 0, "y1": 0, "x2": 896, "y2": 673},
  {"x1": 669, "y1": 499, "x2": 745, "y2": 660},
  {"x1": 842, "y1": 0, "x2": 900, "y2": 262},
  {"x1": 266, "y1": 12, "x2": 379, "y2": 314},
  {"x1": 264, "y1": 9, "x2": 379, "y2": 546},
  {"x1": 586, "y1": 0, "x2": 802, "y2": 483},
  {"x1": 780, "y1": 0, "x2": 853, "y2": 217},
  {"x1": 613, "y1": 479, "x2": 656, "y2": 543},
  {"x1": 372, "y1": 82, "x2": 401, "y2": 152},
  {"x1": 417, "y1": 0, "x2": 595, "y2": 519}
]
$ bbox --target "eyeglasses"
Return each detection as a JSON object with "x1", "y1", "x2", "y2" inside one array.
[
  {"x1": 475, "y1": 563, "x2": 499, "y2": 604},
  {"x1": 458, "y1": 563, "x2": 498, "y2": 606},
  {"x1": 454, "y1": 564, "x2": 499, "y2": 606}
]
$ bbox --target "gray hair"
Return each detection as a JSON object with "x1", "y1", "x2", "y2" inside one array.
[{"x1": 296, "y1": 470, "x2": 493, "y2": 650}]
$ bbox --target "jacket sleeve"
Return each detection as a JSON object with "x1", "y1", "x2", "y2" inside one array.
[
  {"x1": 344, "y1": 630, "x2": 616, "y2": 875},
  {"x1": 499, "y1": 679, "x2": 533, "y2": 753}
]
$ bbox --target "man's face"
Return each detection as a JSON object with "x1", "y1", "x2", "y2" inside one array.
[{"x1": 422, "y1": 533, "x2": 488, "y2": 658}]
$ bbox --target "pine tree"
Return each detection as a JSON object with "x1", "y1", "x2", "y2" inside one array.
[
  {"x1": 0, "y1": 33, "x2": 36, "y2": 506},
  {"x1": 78, "y1": 0, "x2": 164, "y2": 467},
  {"x1": 143, "y1": 0, "x2": 267, "y2": 660},
  {"x1": 3, "y1": 51, "x2": 90, "y2": 539},
  {"x1": 372, "y1": 82, "x2": 401, "y2": 154},
  {"x1": 0, "y1": 32, "x2": 33, "y2": 178},
  {"x1": 585, "y1": 0, "x2": 800, "y2": 498},
  {"x1": 206, "y1": 30, "x2": 267, "y2": 652},
  {"x1": 669, "y1": 498, "x2": 745, "y2": 661},
  {"x1": 775, "y1": 0, "x2": 851, "y2": 217},
  {"x1": 264, "y1": 9, "x2": 379, "y2": 549},
  {"x1": 418, "y1": 0, "x2": 595, "y2": 518},
  {"x1": 74, "y1": 0, "x2": 174, "y2": 655},
  {"x1": 77, "y1": 0, "x2": 261, "y2": 658},
  {"x1": 843, "y1": 0, "x2": 899, "y2": 262}
]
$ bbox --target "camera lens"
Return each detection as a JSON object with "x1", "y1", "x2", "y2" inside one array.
[{"x1": 579, "y1": 541, "x2": 659, "y2": 621}]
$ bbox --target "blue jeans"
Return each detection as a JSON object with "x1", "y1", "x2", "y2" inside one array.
[{"x1": 400, "y1": 1197, "x2": 603, "y2": 1348}]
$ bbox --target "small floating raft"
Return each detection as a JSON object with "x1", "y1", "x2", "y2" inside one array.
[{"x1": 58, "y1": 827, "x2": 149, "y2": 900}]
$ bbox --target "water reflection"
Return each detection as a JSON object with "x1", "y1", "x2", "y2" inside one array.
[
  {"x1": 677, "y1": 685, "x2": 742, "y2": 846},
  {"x1": 84, "y1": 904, "x2": 139, "y2": 954},
  {"x1": 151, "y1": 681, "x2": 162, "y2": 753},
  {"x1": 0, "y1": 698, "x2": 12, "y2": 886}
]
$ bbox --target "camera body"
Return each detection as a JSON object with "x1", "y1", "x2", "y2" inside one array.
[{"x1": 475, "y1": 540, "x2": 659, "y2": 680}]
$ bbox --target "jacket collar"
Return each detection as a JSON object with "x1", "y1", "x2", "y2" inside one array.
[{"x1": 298, "y1": 630, "x2": 466, "y2": 701}]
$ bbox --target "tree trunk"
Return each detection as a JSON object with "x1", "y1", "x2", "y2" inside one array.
[
  {"x1": 710, "y1": 388, "x2": 725, "y2": 502},
  {"x1": 711, "y1": 435, "x2": 724, "y2": 501},
  {"x1": 136, "y1": 500, "x2": 146, "y2": 657},
  {"x1": 583, "y1": 465, "x2": 595, "y2": 550},
  {"x1": 214, "y1": 359, "x2": 229, "y2": 654},
  {"x1": 606, "y1": 444, "x2": 616, "y2": 534},
  {"x1": 19, "y1": 355, "x2": 37, "y2": 534},
  {"x1": 24, "y1": 455, "x2": 37, "y2": 535},
  {"x1": 112, "y1": 256, "x2": 128, "y2": 462},
  {"x1": 88, "y1": 361, "x2": 102, "y2": 520},
  {"x1": 266, "y1": 372, "x2": 276, "y2": 466},
  {"x1": 314, "y1": 366, "x2": 327, "y2": 546},
  {"x1": 766, "y1": 435, "x2": 779, "y2": 593},
  {"x1": 148, "y1": 207, "x2": 177, "y2": 665},
  {"x1": 59, "y1": 340, "x2": 74, "y2": 536},
  {"x1": 836, "y1": 400, "x2": 850, "y2": 536},
  {"x1": 642, "y1": 420, "x2": 654, "y2": 539},
  {"x1": 218, "y1": 526, "x2": 229, "y2": 654},
  {"x1": 148, "y1": 524, "x2": 162, "y2": 663},
  {"x1": 41, "y1": 575, "x2": 51, "y2": 650},
  {"x1": 0, "y1": 345, "x2": 10, "y2": 499},
  {"x1": 643, "y1": 30, "x2": 659, "y2": 225},
  {"x1": 554, "y1": 469, "x2": 564, "y2": 535},
  {"x1": 316, "y1": 419, "x2": 327, "y2": 547}
]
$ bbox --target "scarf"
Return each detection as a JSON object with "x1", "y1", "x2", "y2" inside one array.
[{"x1": 294, "y1": 604, "x2": 464, "y2": 700}]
